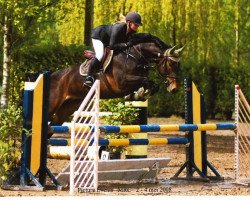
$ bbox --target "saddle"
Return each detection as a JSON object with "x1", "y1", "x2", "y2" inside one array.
[{"x1": 80, "y1": 48, "x2": 113, "y2": 76}]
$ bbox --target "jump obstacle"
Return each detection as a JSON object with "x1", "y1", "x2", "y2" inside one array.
[
  {"x1": 2, "y1": 72, "x2": 61, "y2": 191},
  {"x1": 67, "y1": 78, "x2": 236, "y2": 194},
  {"x1": 234, "y1": 85, "x2": 250, "y2": 186},
  {"x1": 3, "y1": 72, "x2": 248, "y2": 193}
]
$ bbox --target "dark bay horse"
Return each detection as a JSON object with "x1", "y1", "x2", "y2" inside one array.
[{"x1": 49, "y1": 34, "x2": 184, "y2": 125}]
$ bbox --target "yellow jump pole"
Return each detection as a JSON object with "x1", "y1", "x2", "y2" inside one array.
[{"x1": 125, "y1": 100, "x2": 148, "y2": 159}]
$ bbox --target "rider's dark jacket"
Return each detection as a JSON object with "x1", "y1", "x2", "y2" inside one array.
[{"x1": 91, "y1": 22, "x2": 135, "y2": 51}]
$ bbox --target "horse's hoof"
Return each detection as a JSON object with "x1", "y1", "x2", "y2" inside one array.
[
  {"x1": 144, "y1": 89, "x2": 151, "y2": 95},
  {"x1": 143, "y1": 93, "x2": 151, "y2": 100},
  {"x1": 134, "y1": 92, "x2": 140, "y2": 100},
  {"x1": 137, "y1": 87, "x2": 145, "y2": 97},
  {"x1": 124, "y1": 94, "x2": 132, "y2": 100}
]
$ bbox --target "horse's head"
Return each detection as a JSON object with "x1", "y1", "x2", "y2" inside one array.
[
  {"x1": 158, "y1": 45, "x2": 184, "y2": 93},
  {"x1": 135, "y1": 41, "x2": 184, "y2": 93}
]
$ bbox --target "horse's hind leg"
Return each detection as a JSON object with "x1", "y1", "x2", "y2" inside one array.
[
  {"x1": 50, "y1": 98, "x2": 83, "y2": 126},
  {"x1": 49, "y1": 99, "x2": 82, "y2": 138}
]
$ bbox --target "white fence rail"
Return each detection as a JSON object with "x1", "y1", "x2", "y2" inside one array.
[
  {"x1": 235, "y1": 85, "x2": 250, "y2": 186},
  {"x1": 70, "y1": 80, "x2": 100, "y2": 194}
]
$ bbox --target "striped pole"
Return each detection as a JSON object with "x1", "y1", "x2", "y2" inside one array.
[
  {"x1": 50, "y1": 123, "x2": 236, "y2": 134},
  {"x1": 48, "y1": 137, "x2": 188, "y2": 146},
  {"x1": 50, "y1": 123, "x2": 92, "y2": 133},
  {"x1": 234, "y1": 85, "x2": 239, "y2": 182},
  {"x1": 100, "y1": 123, "x2": 236, "y2": 133}
]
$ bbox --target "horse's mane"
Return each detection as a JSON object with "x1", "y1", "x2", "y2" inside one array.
[{"x1": 128, "y1": 33, "x2": 171, "y2": 50}]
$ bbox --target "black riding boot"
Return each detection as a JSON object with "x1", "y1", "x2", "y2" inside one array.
[{"x1": 84, "y1": 58, "x2": 101, "y2": 87}]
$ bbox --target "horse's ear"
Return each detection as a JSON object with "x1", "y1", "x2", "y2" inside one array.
[
  {"x1": 169, "y1": 45, "x2": 178, "y2": 54},
  {"x1": 164, "y1": 44, "x2": 185, "y2": 58},
  {"x1": 174, "y1": 45, "x2": 185, "y2": 56},
  {"x1": 164, "y1": 45, "x2": 178, "y2": 56}
]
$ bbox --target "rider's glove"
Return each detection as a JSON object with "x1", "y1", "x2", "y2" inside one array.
[{"x1": 126, "y1": 41, "x2": 133, "y2": 47}]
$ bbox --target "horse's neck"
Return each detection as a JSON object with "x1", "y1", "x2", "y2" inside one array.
[{"x1": 133, "y1": 43, "x2": 161, "y2": 63}]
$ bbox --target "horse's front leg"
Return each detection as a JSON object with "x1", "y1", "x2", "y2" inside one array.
[
  {"x1": 121, "y1": 75, "x2": 148, "y2": 87},
  {"x1": 122, "y1": 75, "x2": 159, "y2": 100},
  {"x1": 147, "y1": 80, "x2": 160, "y2": 96},
  {"x1": 133, "y1": 80, "x2": 159, "y2": 100}
]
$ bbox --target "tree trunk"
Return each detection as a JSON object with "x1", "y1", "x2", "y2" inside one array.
[
  {"x1": 1, "y1": 15, "x2": 11, "y2": 107},
  {"x1": 171, "y1": 0, "x2": 177, "y2": 45},
  {"x1": 84, "y1": 0, "x2": 94, "y2": 47},
  {"x1": 235, "y1": 0, "x2": 240, "y2": 67}
]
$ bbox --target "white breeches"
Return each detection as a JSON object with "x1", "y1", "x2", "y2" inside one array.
[{"x1": 92, "y1": 39, "x2": 104, "y2": 61}]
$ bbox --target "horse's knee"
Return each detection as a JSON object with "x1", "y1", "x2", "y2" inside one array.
[
  {"x1": 151, "y1": 83, "x2": 159, "y2": 95},
  {"x1": 116, "y1": 79, "x2": 127, "y2": 90},
  {"x1": 49, "y1": 114, "x2": 62, "y2": 126},
  {"x1": 143, "y1": 80, "x2": 159, "y2": 95},
  {"x1": 141, "y1": 78, "x2": 150, "y2": 88}
]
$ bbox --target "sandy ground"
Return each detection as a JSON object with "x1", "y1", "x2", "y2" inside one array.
[{"x1": 0, "y1": 117, "x2": 249, "y2": 196}]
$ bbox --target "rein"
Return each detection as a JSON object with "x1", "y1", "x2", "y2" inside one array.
[
  {"x1": 132, "y1": 45, "x2": 178, "y2": 85},
  {"x1": 132, "y1": 44, "x2": 150, "y2": 65}
]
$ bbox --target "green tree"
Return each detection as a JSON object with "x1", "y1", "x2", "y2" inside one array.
[{"x1": 0, "y1": 0, "x2": 59, "y2": 107}]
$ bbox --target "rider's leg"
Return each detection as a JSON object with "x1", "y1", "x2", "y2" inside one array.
[
  {"x1": 84, "y1": 39, "x2": 104, "y2": 87},
  {"x1": 85, "y1": 58, "x2": 101, "y2": 86}
]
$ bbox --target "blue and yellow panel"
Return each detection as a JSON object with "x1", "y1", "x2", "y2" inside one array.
[
  {"x1": 30, "y1": 74, "x2": 44, "y2": 175},
  {"x1": 192, "y1": 82, "x2": 202, "y2": 171}
]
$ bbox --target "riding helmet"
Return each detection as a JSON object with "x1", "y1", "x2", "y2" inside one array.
[{"x1": 126, "y1": 12, "x2": 143, "y2": 26}]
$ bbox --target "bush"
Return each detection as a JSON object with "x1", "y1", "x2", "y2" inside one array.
[
  {"x1": 0, "y1": 104, "x2": 22, "y2": 184},
  {"x1": 100, "y1": 98, "x2": 139, "y2": 154},
  {"x1": 100, "y1": 98, "x2": 140, "y2": 125}
]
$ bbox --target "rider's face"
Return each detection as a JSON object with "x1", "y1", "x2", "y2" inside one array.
[{"x1": 129, "y1": 22, "x2": 139, "y2": 32}]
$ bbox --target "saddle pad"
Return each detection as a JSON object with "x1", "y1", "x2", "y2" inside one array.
[
  {"x1": 103, "y1": 50, "x2": 113, "y2": 72},
  {"x1": 79, "y1": 50, "x2": 113, "y2": 76}
]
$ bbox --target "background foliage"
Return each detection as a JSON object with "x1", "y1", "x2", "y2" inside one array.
[
  {"x1": 0, "y1": 105, "x2": 22, "y2": 182},
  {"x1": 0, "y1": 0, "x2": 249, "y2": 119},
  {"x1": 100, "y1": 98, "x2": 139, "y2": 154}
]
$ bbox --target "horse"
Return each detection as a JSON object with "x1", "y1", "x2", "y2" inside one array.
[{"x1": 48, "y1": 33, "x2": 184, "y2": 126}]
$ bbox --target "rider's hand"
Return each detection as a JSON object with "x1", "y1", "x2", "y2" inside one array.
[
  {"x1": 126, "y1": 41, "x2": 133, "y2": 47},
  {"x1": 118, "y1": 43, "x2": 129, "y2": 50}
]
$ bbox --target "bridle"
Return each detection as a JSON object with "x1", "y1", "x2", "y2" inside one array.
[
  {"x1": 128, "y1": 44, "x2": 179, "y2": 85},
  {"x1": 128, "y1": 44, "x2": 150, "y2": 65},
  {"x1": 157, "y1": 56, "x2": 179, "y2": 84}
]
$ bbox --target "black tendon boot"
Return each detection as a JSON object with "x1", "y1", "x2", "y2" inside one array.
[{"x1": 84, "y1": 58, "x2": 101, "y2": 87}]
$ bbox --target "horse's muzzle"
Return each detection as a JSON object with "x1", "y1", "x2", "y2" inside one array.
[{"x1": 167, "y1": 81, "x2": 180, "y2": 93}]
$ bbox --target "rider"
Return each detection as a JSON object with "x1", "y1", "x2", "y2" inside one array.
[{"x1": 84, "y1": 12, "x2": 143, "y2": 87}]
